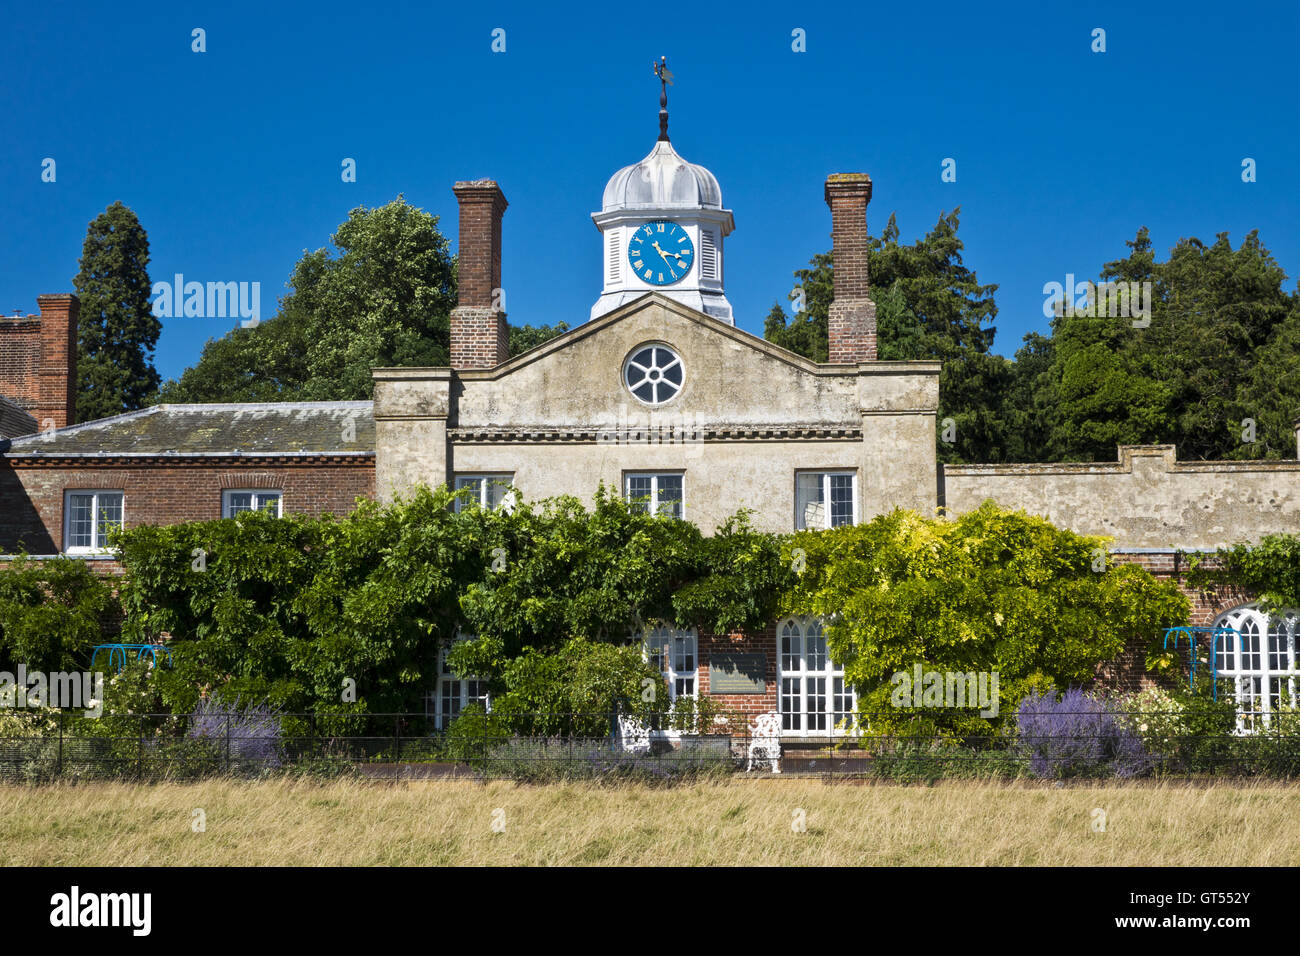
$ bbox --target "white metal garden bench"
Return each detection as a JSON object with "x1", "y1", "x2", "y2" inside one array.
[{"x1": 745, "y1": 711, "x2": 782, "y2": 773}]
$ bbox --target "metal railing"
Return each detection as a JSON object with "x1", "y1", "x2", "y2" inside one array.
[{"x1": 2, "y1": 708, "x2": 1299, "y2": 782}]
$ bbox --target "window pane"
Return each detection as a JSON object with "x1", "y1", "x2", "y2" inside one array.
[
  {"x1": 454, "y1": 476, "x2": 485, "y2": 511},
  {"x1": 829, "y1": 474, "x2": 854, "y2": 526},
  {"x1": 255, "y1": 493, "x2": 281, "y2": 515},
  {"x1": 656, "y1": 475, "x2": 682, "y2": 518},
  {"x1": 626, "y1": 476, "x2": 652, "y2": 514},
  {"x1": 68, "y1": 494, "x2": 93, "y2": 549},
  {"x1": 486, "y1": 479, "x2": 511, "y2": 509},
  {"x1": 1242, "y1": 619, "x2": 1261, "y2": 670},
  {"x1": 781, "y1": 677, "x2": 801, "y2": 730},
  {"x1": 796, "y1": 473, "x2": 824, "y2": 530},
  {"x1": 95, "y1": 493, "x2": 123, "y2": 548},
  {"x1": 226, "y1": 492, "x2": 253, "y2": 517}
]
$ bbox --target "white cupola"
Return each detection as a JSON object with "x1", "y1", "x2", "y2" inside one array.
[{"x1": 590, "y1": 59, "x2": 735, "y2": 323}]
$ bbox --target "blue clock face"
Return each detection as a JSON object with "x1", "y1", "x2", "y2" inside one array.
[{"x1": 627, "y1": 220, "x2": 694, "y2": 286}]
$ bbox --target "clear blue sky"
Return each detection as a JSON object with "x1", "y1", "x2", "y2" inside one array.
[{"x1": 3, "y1": 0, "x2": 1297, "y2": 382}]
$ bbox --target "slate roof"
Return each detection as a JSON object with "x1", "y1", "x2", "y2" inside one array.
[
  {"x1": 2, "y1": 402, "x2": 374, "y2": 457},
  {"x1": 0, "y1": 395, "x2": 37, "y2": 440}
]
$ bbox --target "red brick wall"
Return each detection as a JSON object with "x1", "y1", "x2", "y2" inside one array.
[
  {"x1": 449, "y1": 307, "x2": 509, "y2": 369},
  {"x1": 0, "y1": 295, "x2": 78, "y2": 429},
  {"x1": 0, "y1": 456, "x2": 374, "y2": 555},
  {"x1": 698, "y1": 623, "x2": 779, "y2": 722}
]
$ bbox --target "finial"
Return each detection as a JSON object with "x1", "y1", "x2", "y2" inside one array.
[{"x1": 654, "y1": 56, "x2": 674, "y2": 141}]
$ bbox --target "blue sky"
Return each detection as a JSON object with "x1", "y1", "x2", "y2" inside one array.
[{"x1": 3, "y1": 0, "x2": 1297, "y2": 382}]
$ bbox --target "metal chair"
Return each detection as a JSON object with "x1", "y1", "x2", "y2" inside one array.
[{"x1": 746, "y1": 711, "x2": 782, "y2": 773}]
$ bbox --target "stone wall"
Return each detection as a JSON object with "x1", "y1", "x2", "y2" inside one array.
[{"x1": 942, "y1": 444, "x2": 1300, "y2": 550}]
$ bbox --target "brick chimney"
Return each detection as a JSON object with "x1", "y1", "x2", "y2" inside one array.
[
  {"x1": 450, "y1": 180, "x2": 509, "y2": 369},
  {"x1": 824, "y1": 173, "x2": 877, "y2": 363},
  {"x1": 36, "y1": 294, "x2": 78, "y2": 427},
  {"x1": 0, "y1": 294, "x2": 78, "y2": 431}
]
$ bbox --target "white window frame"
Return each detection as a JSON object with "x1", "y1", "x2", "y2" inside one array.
[
  {"x1": 795, "y1": 471, "x2": 858, "y2": 530},
  {"x1": 453, "y1": 474, "x2": 516, "y2": 513},
  {"x1": 222, "y1": 489, "x2": 283, "y2": 518},
  {"x1": 777, "y1": 616, "x2": 856, "y2": 738},
  {"x1": 624, "y1": 472, "x2": 684, "y2": 520},
  {"x1": 1213, "y1": 605, "x2": 1300, "y2": 733},
  {"x1": 63, "y1": 490, "x2": 124, "y2": 554},
  {"x1": 643, "y1": 625, "x2": 698, "y2": 702},
  {"x1": 428, "y1": 634, "x2": 491, "y2": 729}
]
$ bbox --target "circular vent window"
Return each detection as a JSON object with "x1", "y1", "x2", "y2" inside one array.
[{"x1": 623, "y1": 344, "x2": 684, "y2": 406}]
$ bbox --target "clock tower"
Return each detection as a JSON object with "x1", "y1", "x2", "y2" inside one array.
[{"x1": 590, "y1": 58, "x2": 735, "y2": 323}]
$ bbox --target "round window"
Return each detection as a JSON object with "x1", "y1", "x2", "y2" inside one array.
[{"x1": 623, "y1": 343, "x2": 684, "y2": 405}]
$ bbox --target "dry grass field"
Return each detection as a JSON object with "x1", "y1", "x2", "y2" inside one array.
[{"x1": 2, "y1": 777, "x2": 1298, "y2": 866}]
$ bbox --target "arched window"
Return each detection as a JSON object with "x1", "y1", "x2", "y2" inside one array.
[
  {"x1": 1213, "y1": 605, "x2": 1299, "y2": 731},
  {"x1": 778, "y1": 617, "x2": 855, "y2": 736}
]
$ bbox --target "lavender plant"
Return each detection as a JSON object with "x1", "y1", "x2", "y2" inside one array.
[
  {"x1": 187, "y1": 695, "x2": 283, "y2": 769},
  {"x1": 1016, "y1": 687, "x2": 1154, "y2": 778}
]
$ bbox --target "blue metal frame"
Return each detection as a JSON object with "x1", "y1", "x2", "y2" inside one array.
[
  {"x1": 1162, "y1": 626, "x2": 1239, "y2": 700},
  {"x1": 90, "y1": 643, "x2": 174, "y2": 674}
]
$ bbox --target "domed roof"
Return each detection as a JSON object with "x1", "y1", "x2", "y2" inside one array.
[{"x1": 601, "y1": 139, "x2": 723, "y2": 211}]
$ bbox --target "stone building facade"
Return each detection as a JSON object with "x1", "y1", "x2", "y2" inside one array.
[{"x1": 4, "y1": 109, "x2": 1299, "y2": 736}]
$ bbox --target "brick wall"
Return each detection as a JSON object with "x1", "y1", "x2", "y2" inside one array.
[
  {"x1": 0, "y1": 295, "x2": 78, "y2": 429},
  {"x1": 698, "y1": 622, "x2": 780, "y2": 720},
  {"x1": 824, "y1": 174, "x2": 878, "y2": 363},
  {"x1": 450, "y1": 180, "x2": 508, "y2": 369},
  {"x1": 0, "y1": 456, "x2": 374, "y2": 554},
  {"x1": 1096, "y1": 551, "x2": 1255, "y2": 693}
]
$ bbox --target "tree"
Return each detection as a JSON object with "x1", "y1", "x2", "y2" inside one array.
[
  {"x1": 765, "y1": 210, "x2": 1006, "y2": 462},
  {"x1": 159, "y1": 197, "x2": 572, "y2": 402},
  {"x1": 509, "y1": 321, "x2": 570, "y2": 357},
  {"x1": 73, "y1": 202, "x2": 160, "y2": 421},
  {"x1": 1020, "y1": 227, "x2": 1299, "y2": 462}
]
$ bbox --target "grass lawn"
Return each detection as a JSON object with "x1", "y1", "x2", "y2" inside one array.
[{"x1": 2, "y1": 777, "x2": 1298, "y2": 866}]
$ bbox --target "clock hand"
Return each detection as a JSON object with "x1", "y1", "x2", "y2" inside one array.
[{"x1": 652, "y1": 240, "x2": 688, "y2": 266}]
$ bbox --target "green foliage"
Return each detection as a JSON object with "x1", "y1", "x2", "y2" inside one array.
[
  {"x1": 114, "y1": 486, "x2": 783, "y2": 718},
  {"x1": 157, "y1": 198, "x2": 572, "y2": 404},
  {"x1": 767, "y1": 215, "x2": 1300, "y2": 465},
  {"x1": 509, "y1": 321, "x2": 569, "y2": 357},
  {"x1": 1185, "y1": 533, "x2": 1300, "y2": 611},
  {"x1": 74, "y1": 201, "x2": 160, "y2": 421},
  {"x1": 1019, "y1": 227, "x2": 1300, "y2": 463},
  {"x1": 0, "y1": 555, "x2": 115, "y2": 672},
  {"x1": 780, "y1": 502, "x2": 1189, "y2": 735}
]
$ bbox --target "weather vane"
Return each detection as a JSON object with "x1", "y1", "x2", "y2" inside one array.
[{"x1": 654, "y1": 56, "x2": 674, "y2": 141}]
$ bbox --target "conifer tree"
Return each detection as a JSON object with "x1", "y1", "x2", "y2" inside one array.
[{"x1": 73, "y1": 202, "x2": 160, "y2": 421}]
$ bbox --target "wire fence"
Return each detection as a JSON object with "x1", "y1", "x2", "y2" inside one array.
[{"x1": 2, "y1": 708, "x2": 1299, "y2": 782}]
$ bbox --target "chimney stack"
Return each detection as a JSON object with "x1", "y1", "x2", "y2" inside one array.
[
  {"x1": 824, "y1": 174, "x2": 877, "y2": 363},
  {"x1": 36, "y1": 294, "x2": 79, "y2": 427},
  {"x1": 450, "y1": 180, "x2": 509, "y2": 369}
]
